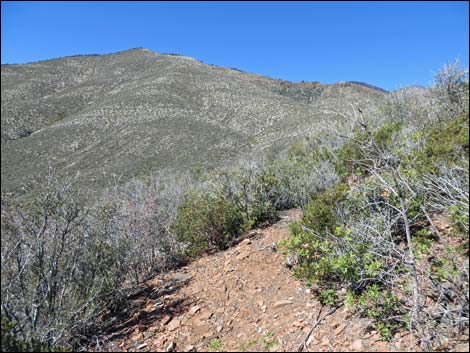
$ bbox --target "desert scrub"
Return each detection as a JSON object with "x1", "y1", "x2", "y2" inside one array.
[
  {"x1": 0, "y1": 170, "x2": 186, "y2": 350},
  {"x1": 408, "y1": 113, "x2": 469, "y2": 174},
  {"x1": 334, "y1": 121, "x2": 403, "y2": 177},
  {"x1": 172, "y1": 190, "x2": 248, "y2": 256},
  {"x1": 1, "y1": 171, "x2": 127, "y2": 350}
]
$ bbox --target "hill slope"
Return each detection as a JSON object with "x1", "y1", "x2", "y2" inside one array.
[{"x1": 1, "y1": 48, "x2": 387, "y2": 192}]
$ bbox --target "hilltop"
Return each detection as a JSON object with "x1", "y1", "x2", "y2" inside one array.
[{"x1": 1, "y1": 48, "x2": 388, "y2": 192}]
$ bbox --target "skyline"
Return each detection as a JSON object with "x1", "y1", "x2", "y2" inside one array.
[{"x1": 2, "y1": 1, "x2": 469, "y2": 90}]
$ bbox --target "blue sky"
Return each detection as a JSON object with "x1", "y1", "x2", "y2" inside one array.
[{"x1": 1, "y1": 1, "x2": 468, "y2": 90}]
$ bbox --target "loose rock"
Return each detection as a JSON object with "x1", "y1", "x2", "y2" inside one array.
[{"x1": 273, "y1": 300, "x2": 293, "y2": 308}]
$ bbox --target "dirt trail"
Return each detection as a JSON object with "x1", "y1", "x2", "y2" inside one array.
[{"x1": 98, "y1": 209, "x2": 419, "y2": 352}]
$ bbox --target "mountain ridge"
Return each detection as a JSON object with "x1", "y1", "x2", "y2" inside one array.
[{"x1": 2, "y1": 48, "x2": 394, "y2": 192}]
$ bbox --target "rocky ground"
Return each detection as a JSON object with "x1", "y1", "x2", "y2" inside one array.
[{"x1": 92, "y1": 209, "x2": 466, "y2": 352}]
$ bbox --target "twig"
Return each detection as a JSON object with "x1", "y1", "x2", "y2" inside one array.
[
  {"x1": 297, "y1": 303, "x2": 343, "y2": 352},
  {"x1": 419, "y1": 206, "x2": 445, "y2": 243}
]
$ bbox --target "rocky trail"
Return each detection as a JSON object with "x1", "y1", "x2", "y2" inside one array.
[{"x1": 95, "y1": 209, "x2": 423, "y2": 352}]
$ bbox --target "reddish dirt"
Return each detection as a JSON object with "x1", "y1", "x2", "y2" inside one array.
[{"x1": 94, "y1": 209, "x2": 466, "y2": 352}]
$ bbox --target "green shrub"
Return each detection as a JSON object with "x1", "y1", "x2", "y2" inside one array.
[
  {"x1": 302, "y1": 183, "x2": 349, "y2": 232},
  {"x1": 449, "y1": 203, "x2": 469, "y2": 234},
  {"x1": 172, "y1": 191, "x2": 248, "y2": 256},
  {"x1": 319, "y1": 288, "x2": 338, "y2": 306},
  {"x1": 351, "y1": 285, "x2": 406, "y2": 341},
  {"x1": 410, "y1": 113, "x2": 469, "y2": 174},
  {"x1": 335, "y1": 122, "x2": 403, "y2": 177}
]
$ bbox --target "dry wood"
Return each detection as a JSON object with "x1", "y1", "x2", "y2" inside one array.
[
  {"x1": 297, "y1": 303, "x2": 343, "y2": 352},
  {"x1": 420, "y1": 205, "x2": 445, "y2": 243}
]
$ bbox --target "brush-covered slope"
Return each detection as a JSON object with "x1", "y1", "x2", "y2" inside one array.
[{"x1": 1, "y1": 48, "x2": 387, "y2": 192}]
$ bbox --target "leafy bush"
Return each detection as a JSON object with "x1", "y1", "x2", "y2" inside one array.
[
  {"x1": 335, "y1": 121, "x2": 403, "y2": 177},
  {"x1": 403, "y1": 113, "x2": 468, "y2": 178},
  {"x1": 354, "y1": 285, "x2": 405, "y2": 340},
  {"x1": 172, "y1": 190, "x2": 248, "y2": 255}
]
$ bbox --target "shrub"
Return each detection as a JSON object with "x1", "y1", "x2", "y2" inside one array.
[
  {"x1": 335, "y1": 122, "x2": 403, "y2": 177},
  {"x1": 1, "y1": 171, "x2": 126, "y2": 349},
  {"x1": 409, "y1": 113, "x2": 469, "y2": 174},
  {"x1": 354, "y1": 285, "x2": 405, "y2": 340},
  {"x1": 172, "y1": 190, "x2": 248, "y2": 256},
  {"x1": 1, "y1": 170, "x2": 186, "y2": 350},
  {"x1": 431, "y1": 60, "x2": 469, "y2": 121}
]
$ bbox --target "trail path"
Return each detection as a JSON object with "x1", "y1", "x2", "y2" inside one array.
[{"x1": 99, "y1": 209, "x2": 420, "y2": 352}]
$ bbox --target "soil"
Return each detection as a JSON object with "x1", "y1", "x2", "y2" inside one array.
[{"x1": 92, "y1": 209, "x2": 467, "y2": 352}]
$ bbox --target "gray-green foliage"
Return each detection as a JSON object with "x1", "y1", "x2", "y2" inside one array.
[
  {"x1": 0, "y1": 170, "x2": 186, "y2": 350},
  {"x1": 172, "y1": 162, "x2": 278, "y2": 256},
  {"x1": 282, "y1": 62, "x2": 469, "y2": 347},
  {"x1": 1, "y1": 171, "x2": 123, "y2": 348}
]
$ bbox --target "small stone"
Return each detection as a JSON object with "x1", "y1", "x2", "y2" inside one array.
[
  {"x1": 334, "y1": 324, "x2": 346, "y2": 336},
  {"x1": 167, "y1": 319, "x2": 181, "y2": 331},
  {"x1": 236, "y1": 251, "x2": 251, "y2": 260},
  {"x1": 239, "y1": 238, "x2": 252, "y2": 246},
  {"x1": 166, "y1": 341, "x2": 176, "y2": 352},
  {"x1": 351, "y1": 339, "x2": 363, "y2": 351},
  {"x1": 131, "y1": 333, "x2": 143, "y2": 341},
  {"x1": 190, "y1": 305, "x2": 201, "y2": 314},
  {"x1": 198, "y1": 311, "x2": 213, "y2": 320},
  {"x1": 161, "y1": 315, "x2": 172, "y2": 325},
  {"x1": 375, "y1": 341, "x2": 388, "y2": 352},
  {"x1": 203, "y1": 330, "x2": 213, "y2": 338},
  {"x1": 321, "y1": 337, "x2": 330, "y2": 346},
  {"x1": 153, "y1": 338, "x2": 165, "y2": 348},
  {"x1": 184, "y1": 345, "x2": 194, "y2": 352},
  {"x1": 216, "y1": 325, "x2": 223, "y2": 333},
  {"x1": 143, "y1": 331, "x2": 155, "y2": 339},
  {"x1": 455, "y1": 343, "x2": 470, "y2": 352},
  {"x1": 144, "y1": 302, "x2": 156, "y2": 312},
  {"x1": 273, "y1": 300, "x2": 293, "y2": 308},
  {"x1": 137, "y1": 343, "x2": 148, "y2": 350},
  {"x1": 193, "y1": 318, "x2": 205, "y2": 327}
]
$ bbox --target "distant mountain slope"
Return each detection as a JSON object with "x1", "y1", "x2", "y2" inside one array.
[{"x1": 1, "y1": 48, "x2": 388, "y2": 192}]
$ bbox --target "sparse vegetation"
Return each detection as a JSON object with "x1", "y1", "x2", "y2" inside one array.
[
  {"x1": 280, "y1": 61, "x2": 469, "y2": 349},
  {"x1": 208, "y1": 337, "x2": 224, "y2": 351},
  {"x1": 238, "y1": 338, "x2": 257, "y2": 352},
  {"x1": 261, "y1": 331, "x2": 278, "y2": 352},
  {"x1": 1, "y1": 58, "x2": 468, "y2": 351}
]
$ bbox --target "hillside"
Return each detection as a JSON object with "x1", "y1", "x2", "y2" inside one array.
[
  {"x1": 1, "y1": 48, "x2": 387, "y2": 192},
  {"x1": 1, "y1": 53, "x2": 468, "y2": 353},
  {"x1": 93, "y1": 209, "x2": 431, "y2": 352}
]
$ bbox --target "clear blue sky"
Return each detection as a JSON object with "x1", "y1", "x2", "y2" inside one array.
[{"x1": 2, "y1": 1, "x2": 468, "y2": 90}]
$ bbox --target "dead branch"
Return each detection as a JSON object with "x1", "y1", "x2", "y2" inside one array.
[{"x1": 297, "y1": 303, "x2": 343, "y2": 352}]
